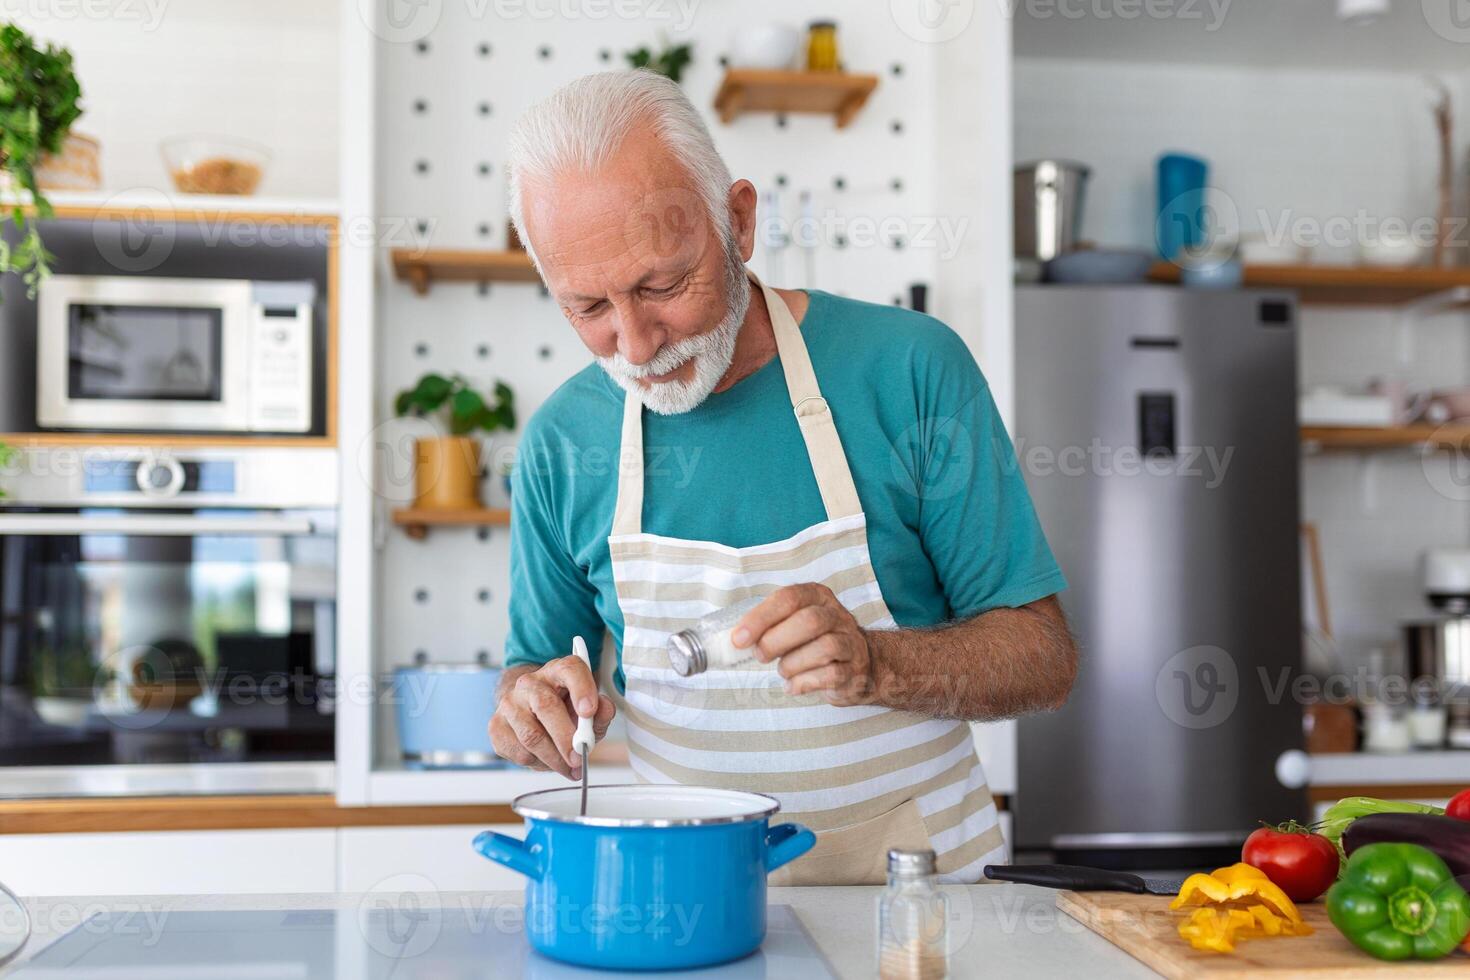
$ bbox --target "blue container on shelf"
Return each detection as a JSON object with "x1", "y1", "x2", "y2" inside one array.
[
  {"x1": 391, "y1": 652, "x2": 506, "y2": 769},
  {"x1": 475, "y1": 785, "x2": 816, "y2": 970},
  {"x1": 1156, "y1": 153, "x2": 1209, "y2": 260}
]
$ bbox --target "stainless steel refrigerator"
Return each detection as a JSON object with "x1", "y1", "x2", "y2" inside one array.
[{"x1": 1013, "y1": 285, "x2": 1305, "y2": 860}]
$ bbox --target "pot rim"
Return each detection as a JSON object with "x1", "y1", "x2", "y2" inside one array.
[{"x1": 512, "y1": 783, "x2": 781, "y2": 828}]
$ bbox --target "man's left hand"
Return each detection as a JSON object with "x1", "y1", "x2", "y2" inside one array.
[{"x1": 732, "y1": 584, "x2": 882, "y2": 706}]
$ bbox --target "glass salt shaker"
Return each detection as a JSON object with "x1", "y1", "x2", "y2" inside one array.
[
  {"x1": 878, "y1": 848, "x2": 949, "y2": 980},
  {"x1": 666, "y1": 597, "x2": 764, "y2": 677}
]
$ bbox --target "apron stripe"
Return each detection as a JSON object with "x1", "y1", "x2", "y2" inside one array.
[
  {"x1": 612, "y1": 544, "x2": 878, "y2": 591},
  {"x1": 608, "y1": 270, "x2": 998, "y2": 884},
  {"x1": 622, "y1": 699, "x2": 921, "y2": 748},
  {"x1": 625, "y1": 716, "x2": 960, "y2": 773},
  {"x1": 615, "y1": 564, "x2": 880, "y2": 607},
  {"x1": 610, "y1": 511, "x2": 870, "y2": 557}
]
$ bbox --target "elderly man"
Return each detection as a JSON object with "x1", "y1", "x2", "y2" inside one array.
[{"x1": 490, "y1": 71, "x2": 1076, "y2": 885}]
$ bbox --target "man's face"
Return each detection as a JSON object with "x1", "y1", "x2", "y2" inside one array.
[{"x1": 520, "y1": 127, "x2": 756, "y2": 413}]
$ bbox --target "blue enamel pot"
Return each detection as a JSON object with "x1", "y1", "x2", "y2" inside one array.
[{"x1": 473, "y1": 784, "x2": 816, "y2": 971}]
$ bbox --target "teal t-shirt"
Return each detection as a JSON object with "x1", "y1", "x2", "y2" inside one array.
[{"x1": 506, "y1": 290, "x2": 1066, "y2": 690}]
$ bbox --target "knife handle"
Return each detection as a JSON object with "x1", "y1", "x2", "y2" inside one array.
[{"x1": 982, "y1": 864, "x2": 1147, "y2": 893}]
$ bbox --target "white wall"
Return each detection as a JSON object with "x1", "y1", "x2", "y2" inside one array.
[
  {"x1": 11, "y1": 0, "x2": 339, "y2": 198},
  {"x1": 367, "y1": 4, "x2": 992, "y2": 764},
  {"x1": 1014, "y1": 56, "x2": 1470, "y2": 672}
]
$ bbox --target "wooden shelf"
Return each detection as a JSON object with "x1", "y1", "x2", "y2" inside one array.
[
  {"x1": 714, "y1": 69, "x2": 879, "y2": 129},
  {"x1": 1301, "y1": 424, "x2": 1470, "y2": 450},
  {"x1": 1149, "y1": 261, "x2": 1470, "y2": 306},
  {"x1": 392, "y1": 506, "x2": 510, "y2": 539},
  {"x1": 0, "y1": 432, "x2": 336, "y2": 450},
  {"x1": 391, "y1": 248, "x2": 539, "y2": 295}
]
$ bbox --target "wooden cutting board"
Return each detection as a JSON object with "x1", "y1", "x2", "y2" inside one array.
[{"x1": 1056, "y1": 890, "x2": 1470, "y2": 978}]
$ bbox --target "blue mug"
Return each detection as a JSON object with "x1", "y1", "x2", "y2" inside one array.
[{"x1": 1156, "y1": 153, "x2": 1209, "y2": 261}]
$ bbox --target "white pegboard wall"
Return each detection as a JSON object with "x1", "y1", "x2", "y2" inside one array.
[{"x1": 372, "y1": 5, "x2": 953, "y2": 742}]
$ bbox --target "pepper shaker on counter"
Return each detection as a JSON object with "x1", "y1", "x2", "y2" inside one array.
[{"x1": 877, "y1": 848, "x2": 949, "y2": 980}]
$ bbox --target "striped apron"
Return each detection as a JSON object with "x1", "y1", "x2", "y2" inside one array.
[{"x1": 607, "y1": 272, "x2": 1006, "y2": 885}]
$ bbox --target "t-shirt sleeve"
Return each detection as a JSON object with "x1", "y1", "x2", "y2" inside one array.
[
  {"x1": 919, "y1": 383, "x2": 1067, "y2": 618},
  {"x1": 504, "y1": 441, "x2": 606, "y2": 672}
]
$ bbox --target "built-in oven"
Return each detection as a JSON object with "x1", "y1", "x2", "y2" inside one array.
[
  {"x1": 36, "y1": 275, "x2": 314, "y2": 434},
  {"x1": 0, "y1": 447, "x2": 337, "y2": 797}
]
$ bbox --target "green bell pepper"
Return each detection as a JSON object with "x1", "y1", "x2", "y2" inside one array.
[{"x1": 1325, "y1": 842, "x2": 1470, "y2": 961}]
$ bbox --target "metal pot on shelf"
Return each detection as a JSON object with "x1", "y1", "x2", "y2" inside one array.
[
  {"x1": 1013, "y1": 159, "x2": 1090, "y2": 265},
  {"x1": 391, "y1": 652, "x2": 505, "y2": 768},
  {"x1": 1403, "y1": 616, "x2": 1470, "y2": 749}
]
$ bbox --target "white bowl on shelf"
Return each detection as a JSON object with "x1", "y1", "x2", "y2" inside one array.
[{"x1": 729, "y1": 24, "x2": 801, "y2": 71}]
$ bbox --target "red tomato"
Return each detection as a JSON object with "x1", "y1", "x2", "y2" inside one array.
[
  {"x1": 1241, "y1": 822, "x2": 1340, "y2": 903},
  {"x1": 1448, "y1": 789, "x2": 1470, "y2": 822}
]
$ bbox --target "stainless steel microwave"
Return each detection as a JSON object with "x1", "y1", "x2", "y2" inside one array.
[{"x1": 37, "y1": 275, "x2": 314, "y2": 433}]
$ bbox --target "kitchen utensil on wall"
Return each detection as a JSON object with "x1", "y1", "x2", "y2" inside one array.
[
  {"x1": 1155, "y1": 153, "x2": 1209, "y2": 261},
  {"x1": 1429, "y1": 78, "x2": 1452, "y2": 267},
  {"x1": 474, "y1": 785, "x2": 815, "y2": 969},
  {"x1": 1013, "y1": 160, "x2": 1090, "y2": 263},
  {"x1": 759, "y1": 186, "x2": 788, "y2": 283},
  {"x1": 798, "y1": 189, "x2": 818, "y2": 289},
  {"x1": 729, "y1": 24, "x2": 801, "y2": 70},
  {"x1": 392, "y1": 652, "x2": 504, "y2": 768}
]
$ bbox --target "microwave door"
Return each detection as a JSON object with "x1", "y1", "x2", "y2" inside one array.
[{"x1": 37, "y1": 276, "x2": 253, "y2": 432}]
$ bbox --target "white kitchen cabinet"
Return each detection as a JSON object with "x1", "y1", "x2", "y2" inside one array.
[
  {"x1": 336, "y1": 824, "x2": 526, "y2": 893},
  {"x1": 0, "y1": 829, "x2": 336, "y2": 896}
]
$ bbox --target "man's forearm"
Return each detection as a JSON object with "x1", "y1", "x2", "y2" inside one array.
[{"x1": 865, "y1": 596, "x2": 1077, "y2": 721}]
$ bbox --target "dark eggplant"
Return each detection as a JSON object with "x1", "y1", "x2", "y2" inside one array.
[{"x1": 1342, "y1": 813, "x2": 1470, "y2": 877}]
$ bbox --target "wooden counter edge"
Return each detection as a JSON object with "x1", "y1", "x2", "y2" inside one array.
[
  {"x1": 0, "y1": 796, "x2": 518, "y2": 835},
  {"x1": 2, "y1": 792, "x2": 1008, "y2": 835}
]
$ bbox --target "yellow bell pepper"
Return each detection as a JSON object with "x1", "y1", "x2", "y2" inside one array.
[
  {"x1": 1171, "y1": 863, "x2": 1313, "y2": 953},
  {"x1": 1170, "y1": 862, "x2": 1305, "y2": 923}
]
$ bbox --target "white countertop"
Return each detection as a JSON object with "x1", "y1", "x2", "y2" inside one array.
[{"x1": 4, "y1": 885, "x2": 1157, "y2": 979}]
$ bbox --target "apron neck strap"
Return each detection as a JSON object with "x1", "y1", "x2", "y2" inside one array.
[{"x1": 610, "y1": 270, "x2": 863, "y2": 537}]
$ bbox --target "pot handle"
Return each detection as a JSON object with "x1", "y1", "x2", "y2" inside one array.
[
  {"x1": 764, "y1": 822, "x2": 817, "y2": 874},
  {"x1": 473, "y1": 831, "x2": 544, "y2": 881}
]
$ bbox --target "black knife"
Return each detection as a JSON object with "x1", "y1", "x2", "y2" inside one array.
[{"x1": 983, "y1": 864, "x2": 1186, "y2": 896}]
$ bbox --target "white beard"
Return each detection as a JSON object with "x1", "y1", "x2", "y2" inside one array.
[{"x1": 597, "y1": 255, "x2": 752, "y2": 416}]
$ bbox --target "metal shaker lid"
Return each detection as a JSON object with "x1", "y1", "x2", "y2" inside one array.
[
  {"x1": 667, "y1": 630, "x2": 705, "y2": 677},
  {"x1": 888, "y1": 848, "x2": 937, "y2": 876}
]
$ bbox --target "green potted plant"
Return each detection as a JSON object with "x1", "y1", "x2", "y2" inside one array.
[
  {"x1": 625, "y1": 36, "x2": 693, "y2": 84},
  {"x1": 0, "y1": 23, "x2": 83, "y2": 298},
  {"x1": 394, "y1": 374, "x2": 515, "y2": 510}
]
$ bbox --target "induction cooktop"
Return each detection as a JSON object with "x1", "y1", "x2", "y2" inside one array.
[{"x1": 8, "y1": 903, "x2": 836, "y2": 979}]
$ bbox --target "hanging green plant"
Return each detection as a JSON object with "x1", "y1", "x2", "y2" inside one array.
[
  {"x1": 625, "y1": 36, "x2": 693, "y2": 84},
  {"x1": 0, "y1": 439, "x2": 13, "y2": 499},
  {"x1": 0, "y1": 23, "x2": 83, "y2": 299}
]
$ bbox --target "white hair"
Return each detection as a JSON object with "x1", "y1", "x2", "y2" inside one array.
[{"x1": 506, "y1": 70, "x2": 734, "y2": 265}]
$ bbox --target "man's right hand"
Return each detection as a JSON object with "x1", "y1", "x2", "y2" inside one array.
[{"x1": 489, "y1": 657, "x2": 616, "y2": 779}]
